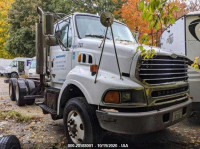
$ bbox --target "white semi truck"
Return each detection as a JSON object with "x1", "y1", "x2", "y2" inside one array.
[
  {"x1": 8, "y1": 7, "x2": 192, "y2": 144},
  {"x1": 4, "y1": 57, "x2": 32, "y2": 78},
  {"x1": 160, "y1": 11, "x2": 200, "y2": 109}
]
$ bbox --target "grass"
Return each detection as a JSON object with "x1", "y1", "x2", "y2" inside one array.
[{"x1": 0, "y1": 110, "x2": 39, "y2": 122}]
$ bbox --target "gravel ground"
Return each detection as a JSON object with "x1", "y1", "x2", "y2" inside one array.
[{"x1": 0, "y1": 77, "x2": 200, "y2": 149}]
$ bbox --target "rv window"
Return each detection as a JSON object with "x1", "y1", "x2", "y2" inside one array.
[{"x1": 10, "y1": 61, "x2": 17, "y2": 67}]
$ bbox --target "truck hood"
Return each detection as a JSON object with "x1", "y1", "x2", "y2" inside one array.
[{"x1": 77, "y1": 38, "x2": 179, "y2": 75}]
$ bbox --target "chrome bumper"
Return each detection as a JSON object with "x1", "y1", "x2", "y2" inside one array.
[{"x1": 96, "y1": 99, "x2": 192, "y2": 134}]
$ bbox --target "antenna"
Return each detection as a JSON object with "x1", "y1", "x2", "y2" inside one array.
[{"x1": 94, "y1": 12, "x2": 123, "y2": 83}]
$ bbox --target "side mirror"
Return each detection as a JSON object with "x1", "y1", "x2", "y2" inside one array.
[
  {"x1": 45, "y1": 36, "x2": 57, "y2": 46},
  {"x1": 42, "y1": 13, "x2": 54, "y2": 36}
]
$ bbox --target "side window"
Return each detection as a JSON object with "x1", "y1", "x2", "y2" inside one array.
[
  {"x1": 67, "y1": 23, "x2": 72, "y2": 47},
  {"x1": 54, "y1": 18, "x2": 72, "y2": 48}
]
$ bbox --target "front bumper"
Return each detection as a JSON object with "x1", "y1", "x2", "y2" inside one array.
[{"x1": 96, "y1": 99, "x2": 192, "y2": 134}]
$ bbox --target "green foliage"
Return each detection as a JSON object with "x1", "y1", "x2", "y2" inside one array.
[
  {"x1": 136, "y1": 0, "x2": 178, "y2": 59},
  {"x1": 136, "y1": 46, "x2": 156, "y2": 59},
  {"x1": 0, "y1": 110, "x2": 37, "y2": 122},
  {"x1": 191, "y1": 57, "x2": 199, "y2": 71},
  {"x1": 6, "y1": 27, "x2": 35, "y2": 57},
  {"x1": 6, "y1": 0, "x2": 71, "y2": 57},
  {"x1": 66, "y1": 0, "x2": 126, "y2": 17},
  {"x1": 139, "y1": 0, "x2": 178, "y2": 31}
]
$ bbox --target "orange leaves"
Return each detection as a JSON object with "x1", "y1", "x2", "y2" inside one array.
[
  {"x1": 118, "y1": 0, "x2": 150, "y2": 41},
  {"x1": 117, "y1": 0, "x2": 187, "y2": 45}
]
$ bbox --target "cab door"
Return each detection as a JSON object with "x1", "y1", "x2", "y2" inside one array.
[{"x1": 50, "y1": 18, "x2": 73, "y2": 88}]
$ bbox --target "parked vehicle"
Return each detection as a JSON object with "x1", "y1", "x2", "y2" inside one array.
[
  {"x1": 160, "y1": 11, "x2": 200, "y2": 109},
  {"x1": 4, "y1": 57, "x2": 32, "y2": 78},
  {"x1": 0, "y1": 58, "x2": 13, "y2": 76},
  {"x1": 28, "y1": 57, "x2": 39, "y2": 79},
  {"x1": 8, "y1": 7, "x2": 192, "y2": 144}
]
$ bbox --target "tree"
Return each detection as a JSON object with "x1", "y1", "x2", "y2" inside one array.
[
  {"x1": 133, "y1": 0, "x2": 180, "y2": 59},
  {"x1": 6, "y1": 0, "x2": 71, "y2": 57},
  {"x1": 66, "y1": 0, "x2": 126, "y2": 17},
  {"x1": 118, "y1": 0, "x2": 150, "y2": 42},
  {"x1": 0, "y1": 0, "x2": 14, "y2": 58},
  {"x1": 6, "y1": 0, "x2": 125, "y2": 57}
]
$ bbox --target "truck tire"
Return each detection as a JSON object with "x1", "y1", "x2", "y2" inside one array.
[
  {"x1": 10, "y1": 72, "x2": 18, "y2": 78},
  {"x1": 15, "y1": 80, "x2": 27, "y2": 106},
  {"x1": 9, "y1": 78, "x2": 18, "y2": 101},
  {"x1": 63, "y1": 97, "x2": 102, "y2": 144},
  {"x1": 0, "y1": 135, "x2": 21, "y2": 149},
  {"x1": 25, "y1": 79, "x2": 35, "y2": 105}
]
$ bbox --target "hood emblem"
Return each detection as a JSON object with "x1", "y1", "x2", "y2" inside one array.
[{"x1": 171, "y1": 54, "x2": 177, "y2": 59}]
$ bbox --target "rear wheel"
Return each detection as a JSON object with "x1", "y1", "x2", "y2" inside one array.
[
  {"x1": 0, "y1": 135, "x2": 21, "y2": 149},
  {"x1": 25, "y1": 79, "x2": 35, "y2": 105},
  {"x1": 63, "y1": 97, "x2": 102, "y2": 144},
  {"x1": 9, "y1": 78, "x2": 18, "y2": 101},
  {"x1": 15, "y1": 80, "x2": 27, "y2": 106}
]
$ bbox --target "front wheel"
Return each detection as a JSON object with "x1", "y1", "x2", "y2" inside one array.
[{"x1": 63, "y1": 97, "x2": 102, "y2": 144}]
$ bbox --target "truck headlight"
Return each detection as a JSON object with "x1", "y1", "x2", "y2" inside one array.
[
  {"x1": 103, "y1": 90, "x2": 145, "y2": 104},
  {"x1": 121, "y1": 91, "x2": 132, "y2": 103}
]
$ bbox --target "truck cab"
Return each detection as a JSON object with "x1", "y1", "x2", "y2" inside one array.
[
  {"x1": 37, "y1": 12, "x2": 191, "y2": 143},
  {"x1": 4, "y1": 57, "x2": 32, "y2": 78}
]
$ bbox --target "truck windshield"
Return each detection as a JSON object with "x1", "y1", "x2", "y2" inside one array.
[
  {"x1": 30, "y1": 59, "x2": 36, "y2": 68},
  {"x1": 76, "y1": 15, "x2": 136, "y2": 43}
]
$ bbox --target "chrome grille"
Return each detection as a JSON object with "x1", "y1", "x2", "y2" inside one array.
[{"x1": 138, "y1": 56, "x2": 188, "y2": 84}]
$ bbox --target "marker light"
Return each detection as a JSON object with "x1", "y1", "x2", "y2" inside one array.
[
  {"x1": 78, "y1": 54, "x2": 81, "y2": 62},
  {"x1": 90, "y1": 65, "x2": 98, "y2": 73},
  {"x1": 104, "y1": 91, "x2": 120, "y2": 104}
]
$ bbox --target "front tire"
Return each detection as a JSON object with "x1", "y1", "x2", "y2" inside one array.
[{"x1": 63, "y1": 97, "x2": 102, "y2": 144}]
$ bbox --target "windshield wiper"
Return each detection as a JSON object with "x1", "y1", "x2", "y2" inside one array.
[
  {"x1": 85, "y1": 34, "x2": 110, "y2": 39},
  {"x1": 116, "y1": 39, "x2": 132, "y2": 42}
]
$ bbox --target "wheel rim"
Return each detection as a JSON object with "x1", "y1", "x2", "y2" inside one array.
[
  {"x1": 15, "y1": 85, "x2": 19, "y2": 101},
  {"x1": 67, "y1": 110, "x2": 84, "y2": 144},
  {"x1": 9, "y1": 84, "x2": 12, "y2": 97}
]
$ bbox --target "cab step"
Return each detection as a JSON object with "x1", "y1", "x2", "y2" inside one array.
[{"x1": 36, "y1": 102, "x2": 57, "y2": 115}]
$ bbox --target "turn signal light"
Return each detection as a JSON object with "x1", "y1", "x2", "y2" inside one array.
[
  {"x1": 104, "y1": 91, "x2": 120, "y2": 104},
  {"x1": 90, "y1": 65, "x2": 98, "y2": 73},
  {"x1": 78, "y1": 54, "x2": 82, "y2": 62}
]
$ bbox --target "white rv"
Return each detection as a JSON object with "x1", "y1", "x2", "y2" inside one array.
[
  {"x1": 0, "y1": 58, "x2": 13, "y2": 76},
  {"x1": 4, "y1": 57, "x2": 32, "y2": 78},
  {"x1": 160, "y1": 11, "x2": 200, "y2": 109}
]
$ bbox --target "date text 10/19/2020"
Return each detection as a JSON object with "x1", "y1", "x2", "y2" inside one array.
[{"x1": 67, "y1": 144, "x2": 129, "y2": 148}]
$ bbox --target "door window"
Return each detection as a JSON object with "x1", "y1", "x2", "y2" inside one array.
[{"x1": 55, "y1": 18, "x2": 72, "y2": 48}]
